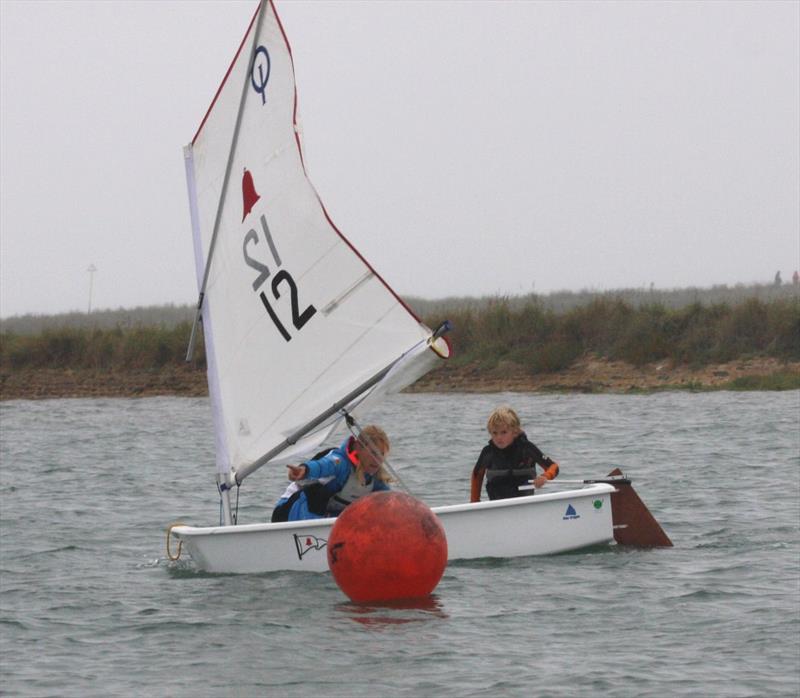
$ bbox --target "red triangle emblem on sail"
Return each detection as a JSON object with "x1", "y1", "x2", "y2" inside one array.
[{"x1": 241, "y1": 168, "x2": 260, "y2": 222}]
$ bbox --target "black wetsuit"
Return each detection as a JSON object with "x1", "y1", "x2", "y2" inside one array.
[{"x1": 471, "y1": 432, "x2": 558, "y2": 501}]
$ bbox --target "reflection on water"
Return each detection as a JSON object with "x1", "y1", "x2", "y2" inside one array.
[{"x1": 337, "y1": 594, "x2": 448, "y2": 627}]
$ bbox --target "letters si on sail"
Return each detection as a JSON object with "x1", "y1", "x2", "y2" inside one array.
[{"x1": 183, "y1": 1, "x2": 448, "y2": 479}]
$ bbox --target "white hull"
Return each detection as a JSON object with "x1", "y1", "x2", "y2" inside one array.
[{"x1": 171, "y1": 483, "x2": 615, "y2": 574}]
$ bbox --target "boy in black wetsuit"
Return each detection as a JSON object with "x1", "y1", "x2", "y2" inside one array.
[{"x1": 470, "y1": 406, "x2": 559, "y2": 502}]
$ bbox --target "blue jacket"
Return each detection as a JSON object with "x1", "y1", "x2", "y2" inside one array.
[{"x1": 275, "y1": 436, "x2": 390, "y2": 521}]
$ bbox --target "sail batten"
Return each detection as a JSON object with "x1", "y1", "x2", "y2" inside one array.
[{"x1": 184, "y1": 0, "x2": 449, "y2": 491}]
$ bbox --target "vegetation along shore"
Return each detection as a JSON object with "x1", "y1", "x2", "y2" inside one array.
[{"x1": 1, "y1": 284, "x2": 798, "y2": 400}]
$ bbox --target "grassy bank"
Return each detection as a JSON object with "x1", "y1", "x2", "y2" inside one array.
[
  {"x1": 1, "y1": 293, "x2": 798, "y2": 399},
  {"x1": 0, "y1": 323, "x2": 204, "y2": 372},
  {"x1": 2, "y1": 282, "x2": 798, "y2": 334},
  {"x1": 423, "y1": 296, "x2": 799, "y2": 372}
]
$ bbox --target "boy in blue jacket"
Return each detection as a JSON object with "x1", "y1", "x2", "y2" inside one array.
[{"x1": 272, "y1": 425, "x2": 391, "y2": 521}]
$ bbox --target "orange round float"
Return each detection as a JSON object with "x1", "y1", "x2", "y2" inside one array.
[{"x1": 327, "y1": 491, "x2": 448, "y2": 603}]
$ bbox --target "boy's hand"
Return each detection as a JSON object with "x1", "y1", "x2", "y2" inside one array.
[
  {"x1": 287, "y1": 464, "x2": 308, "y2": 481},
  {"x1": 533, "y1": 474, "x2": 548, "y2": 489}
]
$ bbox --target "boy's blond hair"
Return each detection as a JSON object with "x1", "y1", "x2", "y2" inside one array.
[
  {"x1": 355, "y1": 425, "x2": 393, "y2": 484},
  {"x1": 486, "y1": 406, "x2": 522, "y2": 433}
]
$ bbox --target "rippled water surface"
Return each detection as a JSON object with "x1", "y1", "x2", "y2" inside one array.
[{"x1": 1, "y1": 391, "x2": 798, "y2": 696}]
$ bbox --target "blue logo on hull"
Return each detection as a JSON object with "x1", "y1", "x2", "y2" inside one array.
[{"x1": 563, "y1": 504, "x2": 580, "y2": 520}]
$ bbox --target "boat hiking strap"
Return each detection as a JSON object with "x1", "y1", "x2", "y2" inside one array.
[
  {"x1": 341, "y1": 410, "x2": 411, "y2": 494},
  {"x1": 166, "y1": 522, "x2": 185, "y2": 561}
]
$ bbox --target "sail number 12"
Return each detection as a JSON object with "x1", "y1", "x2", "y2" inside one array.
[{"x1": 243, "y1": 214, "x2": 316, "y2": 342}]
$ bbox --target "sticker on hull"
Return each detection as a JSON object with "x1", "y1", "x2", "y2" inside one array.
[
  {"x1": 562, "y1": 504, "x2": 580, "y2": 520},
  {"x1": 294, "y1": 534, "x2": 327, "y2": 560}
]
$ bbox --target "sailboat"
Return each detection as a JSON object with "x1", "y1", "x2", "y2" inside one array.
[{"x1": 169, "y1": 0, "x2": 670, "y2": 574}]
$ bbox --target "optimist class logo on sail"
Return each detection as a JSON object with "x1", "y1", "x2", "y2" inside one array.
[
  {"x1": 250, "y1": 45, "x2": 271, "y2": 105},
  {"x1": 241, "y1": 169, "x2": 317, "y2": 342}
]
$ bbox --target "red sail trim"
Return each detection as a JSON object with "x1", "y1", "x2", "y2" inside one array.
[
  {"x1": 191, "y1": 1, "x2": 263, "y2": 146},
  {"x1": 269, "y1": 2, "x2": 300, "y2": 158},
  {"x1": 271, "y1": 3, "x2": 424, "y2": 326}
]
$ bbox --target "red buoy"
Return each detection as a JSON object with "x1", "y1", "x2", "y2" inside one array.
[{"x1": 327, "y1": 491, "x2": 448, "y2": 603}]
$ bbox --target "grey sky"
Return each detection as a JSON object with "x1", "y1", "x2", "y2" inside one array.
[{"x1": 1, "y1": 0, "x2": 798, "y2": 318}]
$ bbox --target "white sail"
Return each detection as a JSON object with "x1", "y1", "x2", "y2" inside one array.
[{"x1": 184, "y1": 0, "x2": 448, "y2": 481}]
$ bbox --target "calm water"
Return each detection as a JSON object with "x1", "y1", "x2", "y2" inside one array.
[{"x1": 1, "y1": 391, "x2": 798, "y2": 697}]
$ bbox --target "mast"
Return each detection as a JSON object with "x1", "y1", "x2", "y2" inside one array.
[
  {"x1": 185, "y1": 144, "x2": 236, "y2": 525},
  {"x1": 186, "y1": 1, "x2": 269, "y2": 362},
  {"x1": 184, "y1": 2, "x2": 268, "y2": 525}
]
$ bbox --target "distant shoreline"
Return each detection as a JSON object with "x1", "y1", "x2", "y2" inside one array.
[
  {"x1": 3, "y1": 287, "x2": 797, "y2": 400},
  {"x1": 2, "y1": 357, "x2": 797, "y2": 400}
]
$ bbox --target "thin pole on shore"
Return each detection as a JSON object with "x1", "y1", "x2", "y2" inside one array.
[{"x1": 87, "y1": 264, "x2": 97, "y2": 314}]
